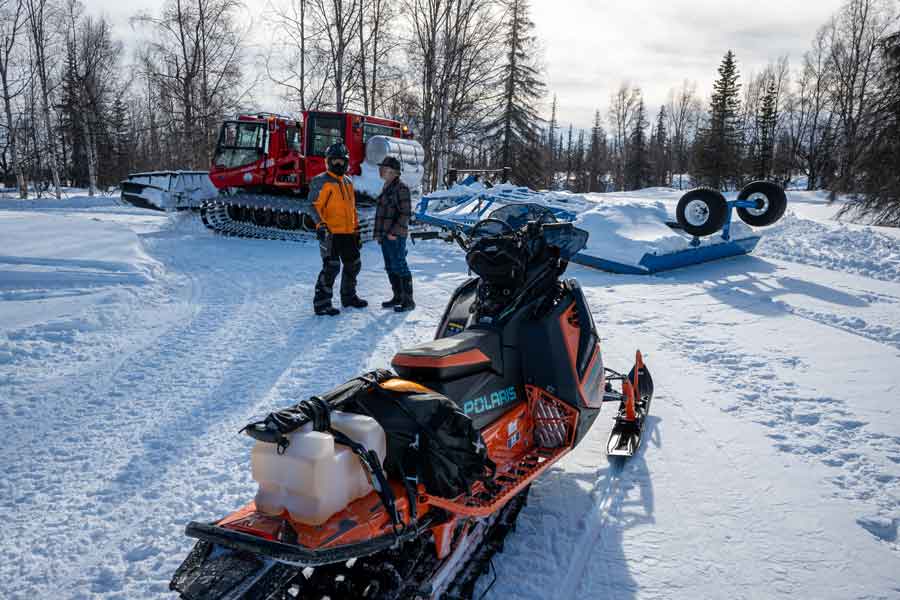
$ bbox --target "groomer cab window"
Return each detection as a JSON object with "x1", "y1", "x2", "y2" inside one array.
[
  {"x1": 307, "y1": 113, "x2": 345, "y2": 156},
  {"x1": 363, "y1": 122, "x2": 394, "y2": 143}
]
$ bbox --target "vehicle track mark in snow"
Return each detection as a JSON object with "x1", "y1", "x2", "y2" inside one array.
[
  {"x1": 553, "y1": 458, "x2": 625, "y2": 600},
  {"x1": 580, "y1": 274, "x2": 900, "y2": 556},
  {"x1": 656, "y1": 328, "x2": 900, "y2": 552},
  {"x1": 0, "y1": 234, "x2": 418, "y2": 597}
]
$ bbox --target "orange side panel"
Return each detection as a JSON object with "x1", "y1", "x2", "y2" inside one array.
[
  {"x1": 479, "y1": 401, "x2": 535, "y2": 466},
  {"x1": 391, "y1": 348, "x2": 490, "y2": 370},
  {"x1": 559, "y1": 303, "x2": 581, "y2": 377},
  {"x1": 421, "y1": 385, "x2": 579, "y2": 518}
]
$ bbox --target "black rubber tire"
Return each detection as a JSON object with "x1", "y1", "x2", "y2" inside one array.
[
  {"x1": 736, "y1": 181, "x2": 787, "y2": 227},
  {"x1": 675, "y1": 187, "x2": 728, "y2": 237}
]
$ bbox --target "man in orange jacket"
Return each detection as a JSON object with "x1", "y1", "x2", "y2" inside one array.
[{"x1": 310, "y1": 143, "x2": 368, "y2": 316}]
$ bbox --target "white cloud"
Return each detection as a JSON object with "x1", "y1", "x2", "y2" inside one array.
[
  {"x1": 94, "y1": 0, "x2": 846, "y2": 129},
  {"x1": 531, "y1": 0, "x2": 846, "y2": 128}
]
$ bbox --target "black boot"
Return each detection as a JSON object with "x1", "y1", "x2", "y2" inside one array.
[
  {"x1": 382, "y1": 273, "x2": 402, "y2": 308},
  {"x1": 342, "y1": 296, "x2": 368, "y2": 309},
  {"x1": 315, "y1": 306, "x2": 340, "y2": 316},
  {"x1": 394, "y1": 275, "x2": 415, "y2": 312}
]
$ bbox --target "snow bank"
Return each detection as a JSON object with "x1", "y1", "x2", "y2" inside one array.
[
  {"x1": 0, "y1": 212, "x2": 169, "y2": 376},
  {"x1": 758, "y1": 213, "x2": 900, "y2": 283}
]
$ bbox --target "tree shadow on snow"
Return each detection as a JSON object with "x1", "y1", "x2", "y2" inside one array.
[{"x1": 576, "y1": 255, "x2": 868, "y2": 319}]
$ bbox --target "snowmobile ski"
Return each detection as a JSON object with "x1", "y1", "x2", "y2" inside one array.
[{"x1": 606, "y1": 351, "x2": 654, "y2": 458}]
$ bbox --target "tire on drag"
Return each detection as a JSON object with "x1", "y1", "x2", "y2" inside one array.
[
  {"x1": 736, "y1": 180, "x2": 787, "y2": 227},
  {"x1": 676, "y1": 187, "x2": 728, "y2": 237}
]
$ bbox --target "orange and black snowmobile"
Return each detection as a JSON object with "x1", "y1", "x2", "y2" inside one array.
[{"x1": 170, "y1": 204, "x2": 653, "y2": 600}]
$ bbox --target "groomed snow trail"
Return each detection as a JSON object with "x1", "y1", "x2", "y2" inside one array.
[
  {"x1": 2, "y1": 194, "x2": 900, "y2": 599},
  {"x1": 0, "y1": 207, "x2": 455, "y2": 598}
]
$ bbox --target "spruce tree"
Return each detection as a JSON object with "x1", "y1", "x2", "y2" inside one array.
[
  {"x1": 489, "y1": 0, "x2": 545, "y2": 188},
  {"x1": 564, "y1": 124, "x2": 573, "y2": 189},
  {"x1": 574, "y1": 129, "x2": 586, "y2": 192},
  {"x1": 546, "y1": 95, "x2": 558, "y2": 188},
  {"x1": 650, "y1": 106, "x2": 668, "y2": 186},
  {"x1": 109, "y1": 96, "x2": 131, "y2": 185},
  {"x1": 695, "y1": 50, "x2": 742, "y2": 189},
  {"x1": 588, "y1": 110, "x2": 607, "y2": 192},
  {"x1": 60, "y1": 36, "x2": 86, "y2": 187},
  {"x1": 625, "y1": 98, "x2": 650, "y2": 190},
  {"x1": 755, "y1": 79, "x2": 778, "y2": 180}
]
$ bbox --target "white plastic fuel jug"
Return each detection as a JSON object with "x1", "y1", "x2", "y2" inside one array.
[{"x1": 251, "y1": 411, "x2": 387, "y2": 526}]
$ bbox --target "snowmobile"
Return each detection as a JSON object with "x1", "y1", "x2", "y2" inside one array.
[{"x1": 170, "y1": 203, "x2": 654, "y2": 600}]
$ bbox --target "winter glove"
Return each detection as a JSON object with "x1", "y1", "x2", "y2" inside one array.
[
  {"x1": 317, "y1": 226, "x2": 332, "y2": 259},
  {"x1": 356, "y1": 234, "x2": 363, "y2": 249}
]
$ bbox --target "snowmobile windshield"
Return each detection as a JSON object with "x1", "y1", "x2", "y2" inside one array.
[
  {"x1": 214, "y1": 121, "x2": 266, "y2": 169},
  {"x1": 487, "y1": 204, "x2": 557, "y2": 229},
  {"x1": 469, "y1": 218, "x2": 515, "y2": 240},
  {"x1": 541, "y1": 222, "x2": 588, "y2": 260},
  {"x1": 484, "y1": 203, "x2": 588, "y2": 260}
]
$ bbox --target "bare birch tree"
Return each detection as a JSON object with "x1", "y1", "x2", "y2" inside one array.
[
  {"x1": 25, "y1": 0, "x2": 62, "y2": 197},
  {"x1": 824, "y1": 0, "x2": 897, "y2": 193},
  {"x1": 666, "y1": 80, "x2": 701, "y2": 189},
  {"x1": 267, "y1": 0, "x2": 332, "y2": 111},
  {"x1": 134, "y1": 0, "x2": 246, "y2": 168},
  {"x1": 0, "y1": 0, "x2": 28, "y2": 196},
  {"x1": 608, "y1": 82, "x2": 640, "y2": 191},
  {"x1": 310, "y1": 0, "x2": 362, "y2": 111},
  {"x1": 405, "y1": 0, "x2": 503, "y2": 189}
]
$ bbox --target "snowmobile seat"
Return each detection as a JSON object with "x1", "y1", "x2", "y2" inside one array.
[{"x1": 391, "y1": 329, "x2": 501, "y2": 381}]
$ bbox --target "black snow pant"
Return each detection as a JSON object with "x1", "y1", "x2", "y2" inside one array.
[{"x1": 314, "y1": 233, "x2": 361, "y2": 311}]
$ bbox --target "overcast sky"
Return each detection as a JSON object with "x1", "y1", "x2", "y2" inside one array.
[{"x1": 98, "y1": 0, "x2": 846, "y2": 130}]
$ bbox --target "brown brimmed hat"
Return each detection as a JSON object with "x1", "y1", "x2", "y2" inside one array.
[{"x1": 377, "y1": 156, "x2": 402, "y2": 171}]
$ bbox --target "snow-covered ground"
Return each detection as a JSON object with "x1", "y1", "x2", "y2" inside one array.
[{"x1": 1, "y1": 190, "x2": 899, "y2": 599}]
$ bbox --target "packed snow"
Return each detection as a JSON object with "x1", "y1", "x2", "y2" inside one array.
[{"x1": 1, "y1": 189, "x2": 899, "y2": 599}]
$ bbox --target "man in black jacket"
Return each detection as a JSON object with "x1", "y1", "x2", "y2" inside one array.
[{"x1": 373, "y1": 156, "x2": 415, "y2": 312}]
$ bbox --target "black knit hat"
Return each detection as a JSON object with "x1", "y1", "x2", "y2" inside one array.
[{"x1": 325, "y1": 142, "x2": 349, "y2": 159}]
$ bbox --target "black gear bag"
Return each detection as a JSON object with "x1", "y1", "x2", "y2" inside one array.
[{"x1": 243, "y1": 370, "x2": 494, "y2": 500}]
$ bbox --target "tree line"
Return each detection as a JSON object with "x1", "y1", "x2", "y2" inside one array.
[
  {"x1": 0, "y1": 0, "x2": 897, "y2": 224},
  {"x1": 539, "y1": 0, "x2": 899, "y2": 226},
  {"x1": 0, "y1": 0, "x2": 542, "y2": 196}
]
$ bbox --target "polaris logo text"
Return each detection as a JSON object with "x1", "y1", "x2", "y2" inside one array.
[{"x1": 463, "y1": 386, "x2": 517, "y2": 416}]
